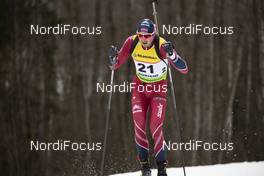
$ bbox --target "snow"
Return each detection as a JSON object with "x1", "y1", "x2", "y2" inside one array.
[{"x1": 110, "y1": 161, "x2": 264, "y2": 176}]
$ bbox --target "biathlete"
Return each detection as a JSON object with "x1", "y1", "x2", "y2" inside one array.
[{"x1": 108, "y1": 19, "x2": 188, "y2": 176}]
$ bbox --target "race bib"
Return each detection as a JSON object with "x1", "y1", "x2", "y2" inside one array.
[{"x1": 134, "y1": 60, "x2": 168, "y2": 83}]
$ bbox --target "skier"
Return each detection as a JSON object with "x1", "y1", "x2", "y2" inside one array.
[{"x1": 108, "y1": 19, "x2": 188, "y2": 176}]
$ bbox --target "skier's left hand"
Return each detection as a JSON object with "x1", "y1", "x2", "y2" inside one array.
[{"x1": 163, "y1": 41, "x2": 174, "y2": 57}]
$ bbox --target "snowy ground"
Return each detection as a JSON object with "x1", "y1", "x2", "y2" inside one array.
[{"x1": 110, "y1": 161, "x2": 264, "y2": 176}]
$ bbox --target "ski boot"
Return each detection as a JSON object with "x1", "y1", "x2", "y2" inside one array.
[
  {"x1": 157, "y1": 161, "x2": 167, "y2": 176},
  {"x1": 140, "y1": 159, "x2": 151, "y2": 176}
]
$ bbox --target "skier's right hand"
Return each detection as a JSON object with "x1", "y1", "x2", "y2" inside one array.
[{"x1": 109, "y1": 45, "x2": 119, "y2": 66}]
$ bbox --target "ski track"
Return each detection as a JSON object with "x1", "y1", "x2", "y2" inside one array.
[{"x1": 110, "y1": 161, "x2": 264, "y2": 176}]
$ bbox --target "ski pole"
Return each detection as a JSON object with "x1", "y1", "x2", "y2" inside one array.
[
  {"x1": 152, "y1": 1, "x2": 187, "y2": 176},
  {"x1": 152, "y1": 0, "x2": 159, "y2": 35},
  {"x1": 168, "y1": 65, "x2": 187, "y2": 176},
  {"x1": 100, "y1": 69, "x2": 115, "y2": 176}
]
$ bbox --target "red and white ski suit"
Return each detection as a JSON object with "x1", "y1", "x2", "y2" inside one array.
[{"x1": 113, "y1": 35, "x2": 188, "y2": 162}]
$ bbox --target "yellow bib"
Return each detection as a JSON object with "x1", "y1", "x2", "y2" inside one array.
[{"x1": 131, "y1": 35, "x2": 168, "y2": 83}]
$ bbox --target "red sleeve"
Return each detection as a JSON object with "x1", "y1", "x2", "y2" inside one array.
[
  {"x1": 114, "y1": 36, "x2": 133, "y2": 70},
  {"x1": 160, "y1": 45, "x2": 171, "y2": 59}
]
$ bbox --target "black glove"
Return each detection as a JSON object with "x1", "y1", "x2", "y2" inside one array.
[
  {"x1": 163, "y1": 42, "x2": 174, "y2": 56},
  {"x1": 109, "y1": 45, "x2": 119, "y2": 65}
]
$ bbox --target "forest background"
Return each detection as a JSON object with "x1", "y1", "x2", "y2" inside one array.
[{"x1": 0, "y1": 0, "x2": 263, "y2": 175}]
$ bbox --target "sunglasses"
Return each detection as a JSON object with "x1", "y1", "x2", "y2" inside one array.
[{"x1": 137, "y1": 33, "x2": 154, "y2": 39}]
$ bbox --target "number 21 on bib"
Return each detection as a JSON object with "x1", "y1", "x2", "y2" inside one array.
[{"x1": 134, "y1": 60, "x2": 168, "y2": 83}]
